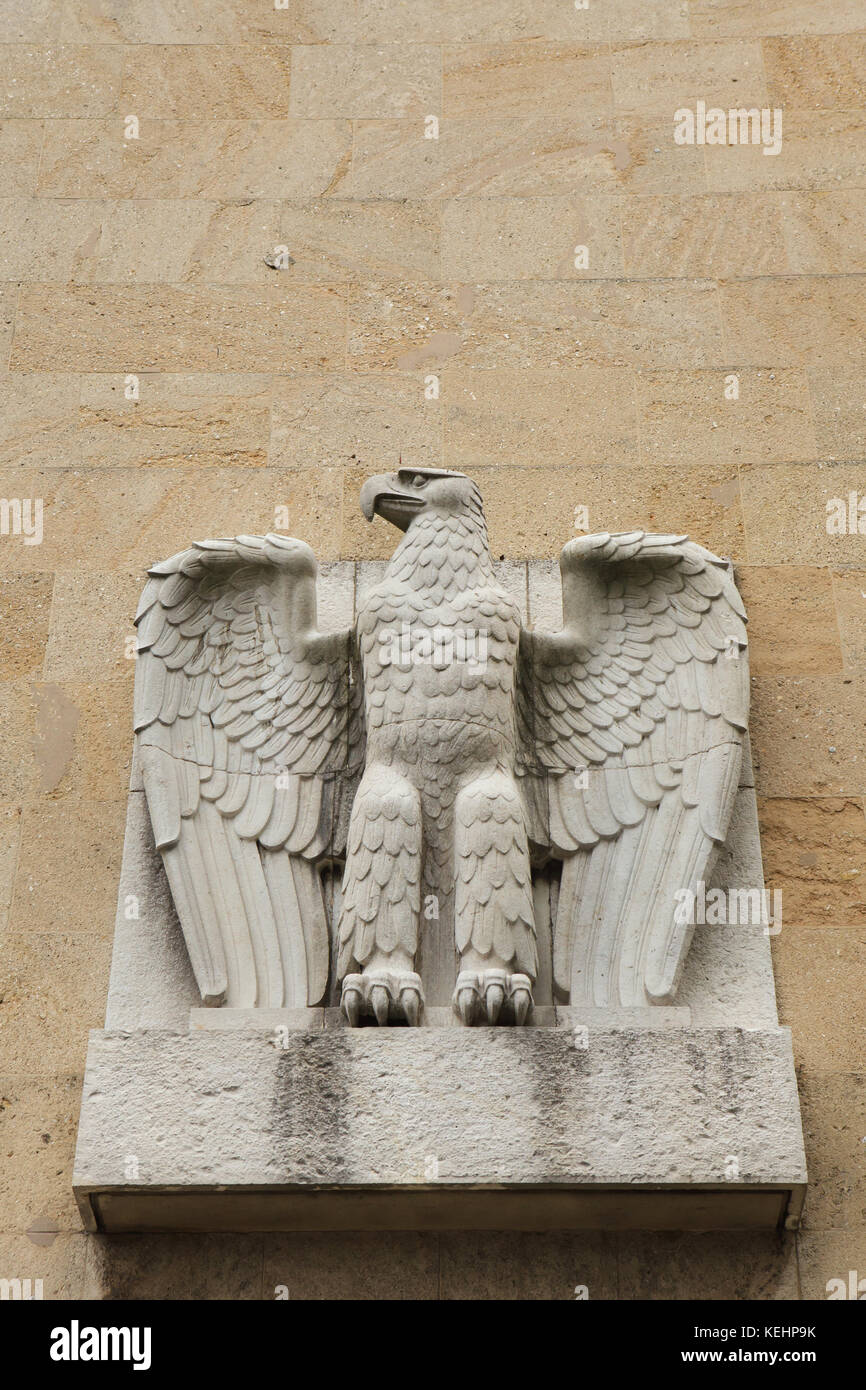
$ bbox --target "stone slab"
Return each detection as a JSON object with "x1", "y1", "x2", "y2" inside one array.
[{"x1": 73, "y1": 1025, "x2": 806, "y2": 1233}]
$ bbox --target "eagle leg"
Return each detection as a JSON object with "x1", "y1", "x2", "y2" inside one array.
[
  {"x1": 452, "y1": 769, "x2": 537, "y2": 1026},
  {"x1": 336, "y1": 763, "x2": 423, "y2": 1027}
]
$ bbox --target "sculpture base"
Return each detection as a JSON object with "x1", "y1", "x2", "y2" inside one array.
[{"x1": 74, "y1": 1023, "x2": 806, "y2": 1234}]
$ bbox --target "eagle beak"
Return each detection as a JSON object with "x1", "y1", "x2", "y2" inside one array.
[{"x1": 359, "y1": 473, "x2": 425, "y2": 532}]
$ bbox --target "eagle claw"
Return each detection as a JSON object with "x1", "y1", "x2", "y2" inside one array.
[
  {"x1": 341, "y1": 970, "x2": 424, "y2": 1027},
  {"x1": 452, "y1": 970, "x2": 533, "y2": 1027}
]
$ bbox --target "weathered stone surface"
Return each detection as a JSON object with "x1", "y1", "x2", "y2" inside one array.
[
  {"x1": 622, "y1": 195, "x2": 787, "y2": 279},
  {"x1": 0, "y1": 45, "x2": 121, "y2": 117},
  {"x1": 615, "y1": 1230, "x2": 800, "y2": 1300},
  {"x1": 10, "y1": 285, "x2": 347, "y2": 373},
  {"x1": 722, "y1": 276, "x2": 866, "y2": 371},
  {"x1": 262, "y1": 1230, "x2": 439, "y2": 1300},
  {"x1": 8, "y1": 799, "x2": 127, "y2": 938},
  {"x1": 344, "y1": 114, "x2": 704, "y2": 201},
  {"x1": 0, "y1": 1233, "x2": 89, "y2": 1300},
  {"x1": 347, "y1": 280, "x2": 725, "y2": 372},
  {"x1": 442, "y1": 366, "x2": 638, "y2": 471},
  {"x1": 0, "y1": 929, "x2": 112, "y2": 1074},
  {"x1": 74, "y1": 1024, "x2": 805, "y2": 1232},
  {"x1": 741, "y1": 462, "x2": 866, "y2": 568},
  {"x1": 772, "y1": 928, "x2": 866, "y2": 1073},
  {"x1": 443, "y1": 44, "x2": 613, "y2": 123},
  {"x1": 781, "y1": 189, "x2": 866, "y2": 276},
  {"x1": 796, "y1": 1230, "x2": 866, "y2": 1300},
  {"x1": 487, "y1": 464, "x2": 745, "y2": 560},
  {"x1": 798, "y1": 1071, "x2": 866, "y2": 1231},
  {"x1": 271, "y1": 373, "x2": 441, "y2": 472},
  {"x1": 84, "y1": 1232, "x2": 264, "y2": 1300},
  {"x1": 833, "y1": 570, "x2": 866, "y2": 672},
  {"x1": 750, "y1": 676, "x2": 866, "y2": 796},
  {"x1": 757, "y1": 797, "x2": 866, "y2": 927},
  {"x1": 119, "y1": 45, "x2": 291, "y2": 120},
  {"x1": 39, "y1": 119, "x2": 354, "y2": 201},
  {"x1": 0, "y1": 1073, "x2": 84, "y2": 1233},
  {"x1": 735, "y1": 566, "x2": 841, "y2": 676},
  {"x1": 291, "y1": 44, "x2": 440, "y2": 119},
  {"x1": 0, "y1": 373, "x2": 80, "y2": 468},
  {"x1": 438, "y1": 1230, "x2": 618, "y2": 1300},
  {"x1": 635, "y1": 370, "x2": 816, "y2": 468},
  {"x1": 441, "y1": 196, "x2": 624, "y2": 281},
  {"x1": 79, "y1": 375, "x2": 271, "y2": 469},
  {"x1": 811, "y1": 368, "x2": 866, "y2": 459},
  {"x1": 0, "y1": 574, "x2": 54, "y2": 677}
]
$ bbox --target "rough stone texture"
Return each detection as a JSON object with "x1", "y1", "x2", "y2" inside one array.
[
  {"x1": 757, "y1": 796, "x2": 866, "y2": 927},
  {"x1": 74, "y1": 1026, "x2": 805, "y2": 1233},
  {"x1": 2, "y1": 1, "x2": 864, "y2": 1297}
]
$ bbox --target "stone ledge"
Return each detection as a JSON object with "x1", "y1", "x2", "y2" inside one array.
[
  {"x1": 187, "y1": 1005, "x2": 690, "y2": 1031},
  {"x1": 73, "y1": 1025, "x2": 807, "y2": 1234},
  {"x1": 86, "y1": 1187, "x2": 796, "y2": 1235}
]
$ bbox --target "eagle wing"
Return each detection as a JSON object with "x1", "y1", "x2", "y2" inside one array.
[
  {"x1": 517, "y1": 531, "x2": 748, "y2": 1007},
  {"x1": 134, "y1": 534, "x2": 364, "y2": 1009}
]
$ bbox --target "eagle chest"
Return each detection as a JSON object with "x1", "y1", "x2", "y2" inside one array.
[{"x1": 357, "y1": 583, "x2": 521, "y2": 739}]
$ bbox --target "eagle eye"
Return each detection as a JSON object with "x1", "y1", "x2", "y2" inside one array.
[{"x1": 411, "y1": 474, "x2": 428, "y2": 488}]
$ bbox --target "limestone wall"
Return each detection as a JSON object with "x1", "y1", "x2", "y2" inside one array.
[{"x1": 0, "y1": 0, "x2": 863, "y2": 1300}]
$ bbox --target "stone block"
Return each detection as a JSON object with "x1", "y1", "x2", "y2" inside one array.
[{"x1": 73, "y1": 1024, "x2": 806, "y2": 1233}]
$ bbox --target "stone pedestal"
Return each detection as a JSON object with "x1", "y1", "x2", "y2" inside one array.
[{"x1": 75, "y1": 1023, "x2": 805, "y2": 1233}]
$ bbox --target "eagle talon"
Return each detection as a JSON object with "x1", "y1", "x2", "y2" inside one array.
[
  {"x1": 485, "y1": 983, "x2": 505, "y2": 1023},
  {"x1": 341, "y1": 976, "x2": 363, "y2": 1027},
  {"x1": 453, "y1": 970, "x2": 533, "y2": 1027},
  {"x1": 400, "y1": 988, "x2": 421, "y2": 1027},
  {"x1": 340, "y1": 969, "x2": 424, "y2": 1027},
  {"x1": 456, "y1": 987, "x2": 476, "y2": 1026},
  {"x1": 371, "y1": 985, "x2": 390, "y2": 1025},
  {"x1": 512, "y1": 984, "x2": 532, "y2": 1026}
]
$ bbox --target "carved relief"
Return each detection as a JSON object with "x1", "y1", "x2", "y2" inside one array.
[{"x1": 134, "y1": 469, "x2": 748, "y2": 1025}]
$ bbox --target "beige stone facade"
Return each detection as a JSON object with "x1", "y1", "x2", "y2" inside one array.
[{"x1": 0, "y1": 1, "x2": 864, "y2": 1299}]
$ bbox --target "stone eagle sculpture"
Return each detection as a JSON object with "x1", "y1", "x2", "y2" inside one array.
[{"x1": 134, "y1": 468, "x2": 748, "y2": 1027}]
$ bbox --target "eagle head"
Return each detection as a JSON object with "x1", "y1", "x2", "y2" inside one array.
[{"x1": 360, "y1": 467, "x2": 482, "y2": 533}]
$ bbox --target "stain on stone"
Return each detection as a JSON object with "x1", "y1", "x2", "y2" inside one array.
[
  {"x1": 685, "y1": 1036, "x2": 710, "y2": 1101},
  {"x1": 76, "y1": 224, "x2": 102, "y2": 260},
  {"x1": 26, "y1": 1216, "x2": 59, "y2": 1247},
  {"x1": 270, "y1": 1032, "x2": 352, "y2": 1183},
  {"x1": 528, "y1": 1027, "x2": 586, "y2": 1182},
  {"x1": 397, "y1": 330, "x2": 463, "y2": 371},
  {"x1": 31, "y1": 682, "x2": 79, "y2": 793},
  {"x1": 585, "y1": 140, "x2": 631, "y2": 172},
  {"x1": 709, "y1": 479, "x2": 740, "y2": 510}
]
